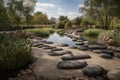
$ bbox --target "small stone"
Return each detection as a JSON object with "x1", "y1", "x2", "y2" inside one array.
[
  {"x1": 114, "y1": 52, "x2": 120, "y2": 58},
  {"x1": 93, "y1": 50, "x2": 102, "y2": 54},
  {"x1": 100, "y1": 53, "x2": 113, "y2": 59}
]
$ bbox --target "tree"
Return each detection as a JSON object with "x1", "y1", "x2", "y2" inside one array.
[
  {"x1": 81, "y1": 0, "x2": 120, "y2": 29},
  {"x1": 59, "y1": 16, "x2": 68, "y2": 22},
  {"x1": 72, "y1": 17, "x2": 82, "y2": 25}
]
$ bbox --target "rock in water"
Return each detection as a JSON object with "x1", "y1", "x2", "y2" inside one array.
[{"x1": 82, "y1": 65, "x2": 104, "y2": 77}]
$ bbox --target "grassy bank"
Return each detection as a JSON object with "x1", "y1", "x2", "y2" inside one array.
[{"x1": 24, "y1": 28, "x2": 55, "y2": 37}]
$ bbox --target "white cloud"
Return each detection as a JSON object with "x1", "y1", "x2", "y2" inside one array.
[
  {"x1": 34, "y1": 2, "x2": 55, "y2": 12},
  {"x1": 67, "y1": 12, "x2": 82, "y2": 20},
  {"x1": 78, "y1": 4, "x2": 84, "y2": 8},
  {"x1": 57, "y1": 8, "x2": 63, "y2": 11}
]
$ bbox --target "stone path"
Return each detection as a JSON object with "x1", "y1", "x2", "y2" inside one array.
[{"x1": 32, "y1": 43, "x2": 120, "y2": 80}]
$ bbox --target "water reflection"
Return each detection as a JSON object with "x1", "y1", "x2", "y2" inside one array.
[{"x1": 46, "y1": 32, "x2": 76, "y2": 46}]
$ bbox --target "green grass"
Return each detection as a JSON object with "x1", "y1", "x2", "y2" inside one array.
[
  {"x1": 24, "y1": 28, "x2": 55, "y2": 37},
  {"x1": 83, "y1": 29, "x2": 105, "y2": 37},
  {"x1": 0, "y1": 33, "x2": 32, "y2": 72}
]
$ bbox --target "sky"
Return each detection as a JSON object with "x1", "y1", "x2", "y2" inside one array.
[{"x1": 34, "y1": 0, "x2": 84, "y2": 20}]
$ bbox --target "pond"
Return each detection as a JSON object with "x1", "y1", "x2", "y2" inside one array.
[{"x1": 46, "y1": 32, "x2": 76, "y2": 46}]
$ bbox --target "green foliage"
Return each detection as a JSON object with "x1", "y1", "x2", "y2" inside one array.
[
  {"x1": 59, "y1": 16, "x2": 68, "y2": 22},
  {"x1": 72, "y1": 17, "x2": 82, "y2": 25},
  {"x1": 65, "y1": 21, "x2": 72, "y2": 29},
  {"x1": 111, "y1": 31, "x2": 120, "y2": 47},
  {"x1": 0, "y1": 33, "x2": 32, "y2": 72},
  {"x1": 56, "y1": 22, "x2": 65, "y2": 29},
  {"x1": 83, "y1": 29, "x2": 104, "y2": 37},
  {"x1": 25, "y1": 28, "x2": 55, "y2": 37}
]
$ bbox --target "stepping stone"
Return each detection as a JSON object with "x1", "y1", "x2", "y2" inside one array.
[
  {"x1": 58, "y1": 44, "x2": 69, "y2": 47},
  {"x1": 61, "y1": 54, "x2": 91, "y2": 60},
  {"x1": 42, "y1": 46, "x2": 55, "y2": 49},
  {"x1": 75, "y1": 42, "x2": 84, "y2": 45},
  {"x1": 45, "y1": 41, "x2": 53, "y2": 44},
  {"x1": 82, "y1": 64, "x2": 104, "y2": 77},
  {"x1": 51, "y1": 48, "x2": 63, "y2": 51},
  {"x1": 49, "y1": 51, "x2": 72, "y2": 56},
  {"x1": 83, "y1": 44, "x2": 89, "y2": 47},
  {"x1": 83, "y1": 41, "x2": 89, "y2": 44},
  {"x1": 100, "y1": 53, "x2": 113, "y2": 59},
  {"x1": 101, "y1": 50, "x2": 113, "y2": 55},
  {"x1": 76, "y1": 39, "x2": 83, "y2": 42},
  {"x1": 107, "y1": 67, "x2": 120, "y2": 80},
  {"x1": 37, "y1": 45, "x2": 49, "y2": 48},
  {"x1": 32, "y1": 43, "x2": 40, "y2": 47},
  {"x1": 69, "y1": 46, "x2": 78, "y2": 49},
  {"x1": 114, "y1": 52, "x2": 120, "y2": 58},
  {"x1": 78, "y1": 46, "x2": 88, "y2": 51},
  {"x1": 72, "y1": 38, "x2": 77, "y2": 41},
  {"x1": 88, "y1": 45, "x2": 107, "y2": 49},
  {"x1": 57, "y1": 61, "x2": 87, "y2": 69},
  {"x1": 92, "y1": 50, "x2": 102, "y2": 54}
]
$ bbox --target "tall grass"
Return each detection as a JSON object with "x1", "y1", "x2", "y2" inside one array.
[
  {"x1": 0, "y1": 33, "x2": 32, "y2": 72},
  {"x1": 83, "y1": 29, "x2": 104, "y2": 37},
  {"x1": 24, "y1": 28, "x2": 55, "y2": 37}
]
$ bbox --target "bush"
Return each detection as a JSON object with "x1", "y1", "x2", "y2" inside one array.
[
  {"x1": 56, "y1": 22, "x2": 65, "y2": 29},
  {"x1": 0, "y1": 33, "x2": 32, "y2": 72},
  {"x1": 24, "y1": 28, "x2": 55, "y2": 37},
  {"x1": 83, "y1": 29, "x2": 104, "y2": 37},
  {"x1": 65, "y1": 21, "x2": 72, "y2": 29},
  {"x1": 111, "y1": 31, "x2": 120, "y2": 47}
]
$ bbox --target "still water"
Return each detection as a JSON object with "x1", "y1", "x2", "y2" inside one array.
[{"x1": 46, "y1": 32, "x2": 76, "y2": 46}]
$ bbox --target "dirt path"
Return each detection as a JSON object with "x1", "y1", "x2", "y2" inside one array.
[{"x1": 32, "y1": 44, "x2": 120, "y2": 80}]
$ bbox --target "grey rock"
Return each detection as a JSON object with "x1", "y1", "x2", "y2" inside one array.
[
  {"x1": 57, "y1": 61, "x2": 87, "y2": 69},
  {"x1": 107, "y1": 67, "x2": 120, "y2": 80},
  {"x1": 93, "y1": 50, "x2": 102, "y2": 54},
  {"x1": 88, "y1": 45, "x2": 107, "y2": 49},
  {"x1": 49, "y1": 51, "x2": 72, "y2": 56},
  {"x1": 58, "y1": 44, "x2": 69, "y2": 47},
  {"x1": 62, "y1": 54, "x2": 91, "y2": 60},
  {"x1": 51, "y1": 48, "x2": 63, "y2": 51},
  {"x1": 75, "y1": 42, "x2": 84, "y2": 45},
  {"x1": 100, "y1": 53, "x2": 113, "y2": 59},
  {"x1": 101, "y1": 50, "x2": 113, "y2": 55},
  {"x1": 78, "y1": 46, "x2": 88, "y2": 51},
  {"x1": 82, "y1": 65, "x2": 104, "y2": 77},
  {"x1": 69, "y1": 46, "x2": 78, "y2": 49}
]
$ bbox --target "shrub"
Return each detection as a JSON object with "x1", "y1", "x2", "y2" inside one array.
[
  {"x1": 111, "y1": 31, "x2": 120, "y2": 47},
  {"x1": 56, "y1": 22, "x2": 65, "y2": 29},
  {"x1": 83, "y1": 29, "x2": 104, "y2": 37},
  {"x1": 24, "y1": 28, "x2": 55, "y2": 37},
  {"x1": 65, "y1": 21, "x2": 72, "y2": 29},
  {"x1": 0, "y1": 33, "x2": 32, "y2": 72}
]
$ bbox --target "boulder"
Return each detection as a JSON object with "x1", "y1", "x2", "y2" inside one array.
[
  {"x1": 69, "y1": 46, "x2": 78, "y2": 49},
  {"x1": 107, "y1": 67, "x2": 120, "y2": 80},
  {"x1": 45, "y1": 41, "x2": 53, "y2": 44},
  {"x1": 42, "y1": 46, "x2": 55, "y2": 49},
  {"x1": 82, "y1": 65, "x2": 104, "y2": 77},
  {"x1": 57, "y1": 61, "x2": 87, "y2": 69},
  {"x1": 114, "y1": 52, "x2": 120, "y2": 58},
  {"x1": 100, "y1": 53, "x2": 113, "y2": 59},
  {"x1": 62, "y1": 54, "x2": 91, "y2": 60},
  {"x1": 49, "y1": 51, "x2": 72, "y2": 56},
  {"x1": 101, "y1": 50, "x2": 113, "y2": 55}
]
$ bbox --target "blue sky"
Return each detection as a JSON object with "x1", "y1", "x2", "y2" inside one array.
[{"x1": 35, "y1": 0, "x2": 84, "y2": 19}]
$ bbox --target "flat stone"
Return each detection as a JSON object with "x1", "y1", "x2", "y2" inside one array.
[
  {"x1": 75, "y1": 42, "x2": 84, "y2": 45},
  {"x1": 82, "y1": 65, "x2": 104, "y2": 77},
  {"x1": 101, "y1": 50, "x2": 113, "y2": 55},
  {"x1": 83, "y1": 41, "x2": 89, "y2": 44},
  {"x1": 88, "y1": 45, "x2": 107, "y2": 49},
  {"x1": 114, "y1": 52, "x2": 120, "y2": 58},
  {"x1": 51, "y1": 48, "x2": 63, "y2": 51},
  {"x1": 42, "y1": 46, "x2": 55, "y2": 49},
  {"x1": 100, "y1": 53, "x2": 113, "y2": 59},
  {"x1": 58, "y1": 44, "x2": 69, "y2": 47},
  {"x1": 45, "y1": 41, "x2": 53, "y2": 44},
  {"x1": 93, "y1": 50, "x2": 102, "y2": 54},
  {"x1": 69, "y1": 46, "x2": 78, "y2": 49},
  {"x1": 57, "y1": 61, "x2": 87, "y2": 69},
  {"x1": 62, "y1": 54, "x2": 91, "y2": 60},
  {"x1": 78, "y1": 46, "x2": 88, "y2": 51},
  {"x1": 49, "y1": 51, "x2": 72, "y2": 56},
  {"x1": 76, "y1": 39, "x2": 83, "y2": 42},
  {"x1": 107, "y1": 67, "x2": 120, "y2": 80}
]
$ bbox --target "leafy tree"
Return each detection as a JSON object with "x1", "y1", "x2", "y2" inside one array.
[
  {"x1": 59, "y1": 16, "x2": 68, "y2": 22},
  {"x1": 72, "y1": 17, "x2": 82, "y2": 25}
]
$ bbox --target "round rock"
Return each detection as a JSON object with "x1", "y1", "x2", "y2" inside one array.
[
  {"x1": 114, "y1": 52, "x2": 120, "y2": 58},
  {"x1": 107, "y1": 67, "x2": 120, "y2": 80},
  {"x1": 100, "y1": 53, "x2": 113, "y2": 59},
  {"x1": 82, "y1": 65, "x2": 104, "y2": 77},
  {"x1": 57, "y1": 61, "x2": 87, "y2": 69},
  {"x1": 49, "y1": 51, "x2": 72, "y2": 56},
  {"x1": 62, "y1": 54, "x2": 91, "y2": 60}
]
